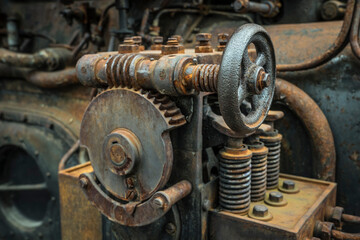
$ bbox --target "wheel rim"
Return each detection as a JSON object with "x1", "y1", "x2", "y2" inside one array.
[{"x1": 0, "y1": 145, "x2": 50, "y2": 230}]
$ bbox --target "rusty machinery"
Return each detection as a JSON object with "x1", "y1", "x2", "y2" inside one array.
[
  {"x1": 60, "y1": 21, "x2": 359, "y2": 239},
  {"x1": 0, "y1": 0, "x2": 360, "y2": 240}
]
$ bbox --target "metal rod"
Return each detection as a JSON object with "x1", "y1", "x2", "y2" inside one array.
[{"x1": 0, "y1": 182, "x2": 47, "y2": 191}]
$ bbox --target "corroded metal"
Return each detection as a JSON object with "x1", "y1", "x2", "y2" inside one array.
[
  {"x1": 248, "y1": 142, "x2": 268, "y2": 202},
  {"x1": 0, "y1": 47, "x2": 73, "y2": 71},
  {"x1": 219, "y1": 141, "x2": 252, "y2": 214},
  {"x1": 59, "y1": 163, "x2": 103, "y2": 240},
  {"x1": 80, "y1": 88, "x2": 185, "y2": 202},
  {"x1": 79, "y1": 172, "x2": 192, "y2": 227},
  {"x1": 209, "y1": 174, "x2": 337, "y2": 239},
  {"x1": 274, "y1": 79, "x2": 336, "y2": 182},
  {"x1": 76, "y1": 24, "x2": 276, "y2": 136}
]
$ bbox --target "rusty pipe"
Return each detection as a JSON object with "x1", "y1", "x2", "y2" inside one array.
[
  {"x1": 350, "y1": 0, "x2": 360, "y2": 60},
  {"x1": 342, "y1": 213, "x2": 360, "y2": 224},
  {"x1": 0, "y1": 64, "x2": 79, "y2": 88},
  {"x1": 276, "y1": 0, "x2": 355, "y2": 72},
  {"x1": 332, "y1": 230, "x2": 360, "y2": 240},
  {"x1": 0, "y1": 47, "x2": 72, "y2": 71},
  {"x1": 27, "y1": 68, "x2": 78, "y2": 88},
  {"x1": 275, "y1": 78, "x2": 336, "y2": 181}
]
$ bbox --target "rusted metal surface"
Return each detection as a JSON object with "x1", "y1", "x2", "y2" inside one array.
[
  {"x1": 80, "y1": 171, "x2": 191, "y2": 227},
  {"x1": 76, "y1": 24, "x2": 276, "y2": 136},
  {"x1": 218, "y1": 140, "x2": 253, "y2": 214},
  {"x1": 195, "y1": 33, "x2": 213, "y2": 53},
  {"x1": 331, "y1": 229, "x2": 360, "y2": 240},
  {"x1": 216, "y1": 33, "x2": 229, "y2": 52},
  {"x1": 150, "y1": 36, "x2": 163, "y2": 50},
  {"x1": 0, "y1": 64, "x2": 79, "y2": 88},
  {"x1": 275, "y1": 78, "x2": 336, "y2": 182},
  {"x1": 342, "y1": 213, "x2": 360, "y2": 225},
  {"x1": 59, "y1": 162, "x2": 103, "y2": 240},
  {"x1": 161, "y1": 37, "x2": 185, "y2": 55},
  {"x1": 350, "y1": 0, "x2": 360, "y2": 60},
  {"x1": 233, "y1": 0, "x2": 280, "y2": 17},
  {"x1": 0, "y1": 48, "x2": 73, "y2": 71},
  {"x1": 58, "y1": 139, "x2": 80, "y2": 171},
  {"x1": 80, "y1": 88, "x2": 185, "y2": 202},
  {"x1": 209, "y1": 174, "x2": 337, "y2": 239},
  {"x1": 276, "y1": 0, "x2": 355, "y2": 72}
]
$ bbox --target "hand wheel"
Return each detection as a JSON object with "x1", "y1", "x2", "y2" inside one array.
[{"x1": 218, "y1": 23, "x2": 276, "y2": 135}]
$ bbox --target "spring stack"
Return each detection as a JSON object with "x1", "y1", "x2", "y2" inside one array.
[
  {"x1": 247, "y1": 141, "x2": 268, "y2": 202},
  {"x1": 219, "y1": 138, "x2": 252, "y2": 214},
  {"x1": 260, "y1": 111, "x2": 284, "y2": 189}
]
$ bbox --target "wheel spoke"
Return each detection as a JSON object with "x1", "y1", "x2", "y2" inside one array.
[
  {"x1": 255, "y1": 53, "x2": 266, "y2": 67},
  {"x1": 242, "y1": 49, "x2": 253, "y2": 72},
  {"x1": 0, "y1": 182, "x2": 47, "y2": 192}
]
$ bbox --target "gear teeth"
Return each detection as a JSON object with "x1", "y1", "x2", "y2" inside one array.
[
  {"x1": 141, "y1": 89, "x2": 186, "y2": 127},
  {"x1": 97, "y1": 87, "x2": 186, "y2": 127}
]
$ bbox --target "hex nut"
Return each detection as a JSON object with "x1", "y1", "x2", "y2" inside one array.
[
  {"x1": 269, "y1": 192, "x2": 283, "y2": 203},
  {"x1": 253, "y1": 205, "x2": 268, "y2": 217},
  {"x1": 283, "y1": 180, "x2": 295, "y2": 190}
]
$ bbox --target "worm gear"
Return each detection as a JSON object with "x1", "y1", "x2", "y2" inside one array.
[{"x1": 80, "y1": 87, "x2": 186, "y2": 202}]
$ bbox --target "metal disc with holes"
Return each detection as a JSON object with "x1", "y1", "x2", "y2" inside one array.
[
  {"x1": 218, "y1": 23, "x2": 276, "y2": 135},
  {"x1": 80, "y1": 88, "x2": 185, "y2": 202}
]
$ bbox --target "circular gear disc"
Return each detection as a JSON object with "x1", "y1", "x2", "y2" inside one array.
[{"x1": 80, "y1": 88, "x2": 185, "y2": 202}]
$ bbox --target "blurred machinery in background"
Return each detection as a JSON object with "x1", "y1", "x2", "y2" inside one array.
[{"x1": 0, "y1": 0, "x2": 359, "y2": 239}]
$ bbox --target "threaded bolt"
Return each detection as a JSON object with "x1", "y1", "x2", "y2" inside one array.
[
  {"x1": 196, "y1": 33, "x2": 212, "y2": 45},
  {"x1": 217, "y1": 33, "x2": 229, "y2": 51},
  {"x1": 171, "y1": 35, "x2": 183, "y2": 44}
]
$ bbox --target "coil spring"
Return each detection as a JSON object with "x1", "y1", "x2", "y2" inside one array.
[
  {"x1": 219, "y1": 145, "x2": 252, "y2": 214},
  {"x1": 248, "y1": 143, "x2": 268, "y2": 202},
  {"x1": 260, "y1": 131, "x2": 282, "y2": 189},
  {"x1": 192, "y1": 64, "x2": 219, "y2": 92}
]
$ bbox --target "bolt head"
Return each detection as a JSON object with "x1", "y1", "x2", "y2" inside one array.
[
  {"x1": 131, "y1": 36, "x2": 142, "y2": 44},
  {"x1": 196, "y1": 33, "x2": 212, "y2": 42},
  {"x1": 153, "y1": 197, "x2": 164, "y2": 208},
  {"x1": 269, "y1": 192, "x2": 283, "y2": 202},
  {"x1": 261, "y1": 73, "x2": 271, "y2": 88},
  {"x1": 253, "y1": 205, "x2": 268, "y2": 217},
  {"x1": 167, "y1": 37, "x2": 179, "y2": 45},
  {"x1": 171, "y1": 35, "x2": 183, "y2": 44},
  {"x1": 79, "y1": 178, "x2": 88, "y2": 189},
  {"x1": 218, "y1": 33, "x2": 229, "y2": 44},
  {"x1": 165, "y1": 222, "x2": 176, "y2": 235},
  {"x1": 283, "y1": 180, "x2": 295, "y2": 190},
  {"x1": 152, "y1": 36, "x2": 163, "y2": 44}
]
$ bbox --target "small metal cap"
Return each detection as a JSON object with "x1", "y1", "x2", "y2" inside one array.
[
  {"x1": 269, "y1": 192, "x2": 283, "y2": 202},
  {"x1": 153, "y1": 197, "x2": 164, "y2": 209},
  {"x1": 265, "y1": 191, "x2": 288, "y2": 206},
  {"x1": 278, "y1": 179, "x2": 300, "y2": 194},
  {"x1": 253, "y1": 205, "x2": 268, "y2": 217},
  {"x1": 248, "y1": 204, "x2": 273, "y2": 221},
  {"x1": 283, "y1": 180, "x2": 295, "y2": 190},
  {"x1": 79, "y1": 178, "x2": 88, "y2": 189},
  {"x1": 196, "y1": 33, "x2": 212, "y2": 43}
]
